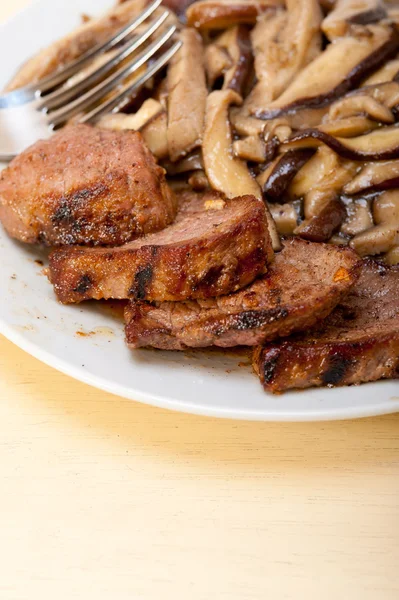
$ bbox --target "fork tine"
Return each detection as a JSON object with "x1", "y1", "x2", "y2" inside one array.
[
  {"x1": 48, "y1": 25, "x2": 177, "y2": 127},
  {"x1": 22, "y1": 0, "x2": 163, "y2": 95},
  {"x1": 80, "y1": 40, "x2": 182, "y2": 125},
  {"x1": 41, "y1": 10, "x2": 170, "y2": 111}
]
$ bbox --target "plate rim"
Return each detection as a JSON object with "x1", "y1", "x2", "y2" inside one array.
[
  {"x1": 2, "y1": 318, "x2": 399, "y2": 422},
  {"x1": 1, "y1": 0, "x2": 399, "y2": 422}
]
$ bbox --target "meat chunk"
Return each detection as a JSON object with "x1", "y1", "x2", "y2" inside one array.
[
  {"x1": 0, "y1": 125, "x2": 176, "y2": 246},
  {"x1": 254, "y1": 260, "x2": 399, "y2": 393},
  {"x1": 48, "y1": 192, "x2": 272, "y2": 304},
  {"x1": 125, "y1": 238, "x2": 359, "y2": 349}
]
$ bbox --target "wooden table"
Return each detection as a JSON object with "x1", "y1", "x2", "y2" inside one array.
[{"x1": 1, "y1": 3, "x2": 399, "y2": 599}]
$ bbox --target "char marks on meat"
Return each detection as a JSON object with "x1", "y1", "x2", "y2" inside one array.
[
  {"x1": 254, "y1": 260, "x2": 399, "y2": 393},
  {"x1": 0, "y1": 125, "x2": 176, "y2": 247},
  {"x1": 48, "y1": 191, "x2": 273, "y2": 304},
  {"x1": 125, "y1": 238, "x2": 360, "y2": 349}
]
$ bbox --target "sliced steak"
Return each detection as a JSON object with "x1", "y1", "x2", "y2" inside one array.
[
  {"x1": 254, "y1": 260, "x2": 399, "y2": 393},
  {"x1": 48, "y1": 192, "x2": 272, "y2": 304},
  {"x1": 125, "y1": 238, "x2": 359, "y2": 350},
  {"x1": 0, "y1": 124, "x2": 176, "y2": 246}
]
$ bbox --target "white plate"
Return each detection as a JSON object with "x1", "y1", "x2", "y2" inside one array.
[{"x1": 1, "y1": 0, "x2": 399, "y2": 421}]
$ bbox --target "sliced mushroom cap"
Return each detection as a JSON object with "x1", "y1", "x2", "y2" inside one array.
[
  {"x1": 205, "y1": 26, "x2": 252, "y2": 95},
  {"x1": 269, "y1": 202, "x2": 300, "y2": 235},
  {"x1": 221, "y1": 26, "x2": 252, "y2": 94},
  {"x1": 341, "y1": 197, "x2": 374, "y2": 236},
  {"x1": 322, "y1": 0, "x2": 387, "y2": 41},
  {"x1": 295, "y1": 197, "x2": 347, "y2": 242},
  {"x1": 372, "y1": 189, "x2": 399, "y2": 224},
  {"x1": 289, "y1": 146, "x2": 340, "y2": 199},
  {"x1": 385, "y1": 244, "x2": 399, "y2": 265},
  {"x1": 162, "y1": 0, "x2": 198, "y2": 19},
  {"x1": 260, "y1": 149, "x2": 315, "y2": 202},
  {"x1": 362, "y1": 57, "x2": 399, "y2": 86},
  {"x1": 284, "y1": 124, "x2": 399, "y2": 161},
  {"x1": 318, "y1": 116, "x2": 378, "y2": 137},
  {"x1": 350, "y1": 222, "x2": 399, "y2": 256},
  {"x1": 244, "y1": 0, "x2": 322, "y2": 113},
  {"x1": 303, "y1": 162, "x2": 358, "y2": 219},
  {"x1": 203, "y1": 89, "x2": 261, "y2": 197},
  {"x1": 98, "y1": 98, "x2": 163, "y2": 131},
  {"x1": 141, "y1": 112, "x2": 168, "y2": 160},
  {"x1": 5, "y1": 0, "x2": 147, "y2": 91},
  {"x1": 204, "y1": 43, "x2": 232, "y2": 87},
  {"x1": 230, "y1": 109, "x2": 266, "y2": 136},
  {"x1": 254, "y1": 24, "x2": 399, "y2": 120},
  {"x1": 188, "y1": 170, "x2": 209, "y2": 190},
  {"x1": 162, "y1": 150, "x2": 204, "y2": 175},
  {"x1": 232, "y1": 135, "x2": 267, "y2": 162},
  {"x1": 203, "y1": 89, "x2": 281, "y2": 249},
  {"x1": 186, "y1": 0, "x2": 283, "y2": 30},
  {"x1": 328, "y1": 96, "x2": 394, "y2": 124},
  {"x1": 167, "y1": 28, "x2": 207, "y2": 162},
  {"x1": 344, "y1": 159, "x2": 399, "y2": 195}
]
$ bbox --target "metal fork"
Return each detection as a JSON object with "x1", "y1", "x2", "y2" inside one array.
[{"x1": 0, "y1": 0, "x2": 181, "y2": 162}]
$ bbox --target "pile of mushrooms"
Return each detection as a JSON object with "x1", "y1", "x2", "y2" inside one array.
[{"x1": 98, "y1": 0, "x2": 399, "y2": 262}]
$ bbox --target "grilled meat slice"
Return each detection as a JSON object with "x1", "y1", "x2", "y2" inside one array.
[
  {"x1": 254, "y1": 260, "x2": 399, "y2": 393},
  {"x1": 125, "y1": 238, "x2": 359, "y2": 350},
  {"x1": 48, "y1": 192, "x2": 272, "y2": 304},
  {"x1": 0, "y1": 125, "x2": 176, "y2": 247}
]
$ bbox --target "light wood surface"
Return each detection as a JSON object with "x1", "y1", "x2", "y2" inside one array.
[{"x1": 0, "y1": 2, "x2": 399, "y2": 599}]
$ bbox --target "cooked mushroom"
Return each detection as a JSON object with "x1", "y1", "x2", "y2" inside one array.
[
  {"x1": 322, "y1": 0, "x2": 387, "y2": 41},
  {"x1": 362, "y1": 57, "x2": 399, "y2": 86},
  {"x1": 205, "y1": 25, "x2": 252, "y2": 94},
  {"x1": 350, "y1": 222, "x2": 399, "y2": 256},
  {"x1": 289, "y1": 146, "x2": 350, "y2": 200},
  {"x1": 260, "y1": 149, "x2": 315, "y2": 202},
  {"x1": 301, "y1": 161, "x2": 358, "y2": 219},
  {"x1": 284, "y1": 124, "x2": 399, "y2": 161},
  {"x1": 372, "y1": 189, "x2": 399, "y2": 224},
  {"x1": 344, "y1": 160, "x2": 399, "y2": 195},
  {"x1": 204, "y1": 44, "x2": 232, "y2": 87},
  {"x1": 263, "y1": 119, "x2": 292, "y2": 143},
  {"x1": 244, "y1": 0, "x2": 322, "y2": 113},
  {"x1": 203, "y1": 89, "x2": 281, "y2": 249},
  {"x1": 167, "y1": 28, "x2": 207, "y2": 162},
  {"x1": 162, "y1": 0, "x2": 198, "y2": 19},
  {"x1": 318, "y1": 116, "x2": 378, "y2": 137},
  {"x1": 295, "y1": 197, "x2": 347, "y2": 242},
  {"x1": 221, "y1": 26, "x2": 252, "y2": 94},
  {"x1": 329, "y1": 81, "x2": 399, "y2": 119},
  {"x1": 328, "y1": 96, "x2": 394, "y2": 124},
  {"x1": 254, "y1": 24, "x2": 399, "y2": 120},
  {"x1": 341, "y1": 197, "x2": 374, "y2": 236},
  {"x1": 186, "y1": 0, "x2": 283, "y2": 30},
  {"x1": 269, "y1": 203, "x2": 300, "y2": 235},
  {"x1": 98, "y1": 99, "x2": 169, "y2": 159},
  {"x1": 162, "y1": 151, "x2": 204, "y2": 175},
  {"x1": 385, "y1": 244, "x2": 399, "y2": 265},
  {"x1": 230, "y1": 109, "x2": 266, "y2": 136},
  {"x1": 188, "y1": 170, "x2": 209, "y2": 190},
  {"x1": 99, "y1": 98, "x2": 163, "y2": 131},
  {"x1": 140, "y1": 112, "x2": 168, "y2": 160},
  {"x1": 232, "y1": 135, "x2": 267, "y2": 162},
  {"x1": 5, "y1": 0, "x2": 147, "y2": 91}
]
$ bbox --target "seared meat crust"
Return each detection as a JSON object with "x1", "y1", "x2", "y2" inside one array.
[
  {"x1": 48, "y1": 192, "x2": 273, "y2": 303},
  {"x1": 0, "y1": 125, "x2": 176, "y2": 247},
  {"x1": 125, "y1": 238, "x2": 360, "y2": 349},
  {"x1": 254, "y1": 260, "x2": 399, "y2": 392}
]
